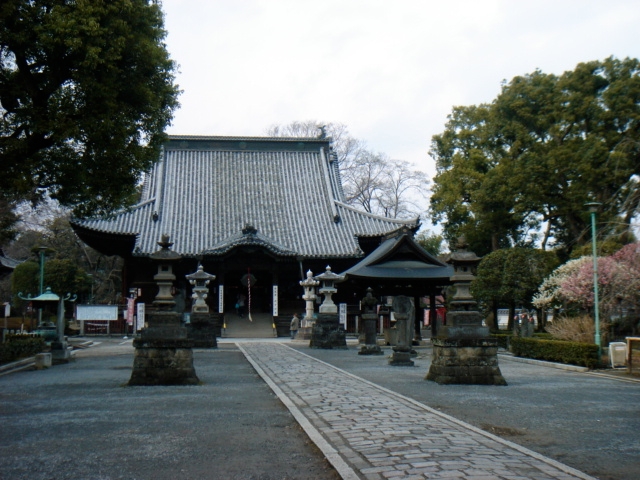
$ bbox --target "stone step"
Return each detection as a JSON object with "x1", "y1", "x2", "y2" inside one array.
[{"x1": 223, "y1": 312, "x2": 275, "y2": 338}]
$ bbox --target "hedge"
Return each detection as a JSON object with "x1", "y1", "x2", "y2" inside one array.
[
  {"x1": 491, "y1": 334, "x2": 511, "y2": 350},
  {"x1": 510, "y1": 337, "x2": 599, "y2": 368},
  {"x1": 0, "y1": 335, "x2": 46, "y2": 365}
]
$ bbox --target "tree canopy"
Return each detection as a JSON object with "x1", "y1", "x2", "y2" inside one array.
[
  {"x1": 0, "y1": 0, "x2": 180, "y2": 218},
  {"x1": 429, "y1": 57, "x2": 640, "y2": 257},
  {"x1": 267, "y1": 121, "x2": 428, "y2": 220},
  {"x1": 3, "y1": 210, "x2": 123, "y2": 312}
]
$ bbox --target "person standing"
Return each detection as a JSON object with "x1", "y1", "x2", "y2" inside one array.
[{"x1": 290, "y1": 313, "x2": 300, "y2": 340}]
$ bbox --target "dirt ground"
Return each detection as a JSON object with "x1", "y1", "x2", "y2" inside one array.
[
  {"x1": 0, "y1": 341, "x2": 341, "y2": 480},
  {"x1": 2, "y1": 338, "x2": 639, "y2": 479}
]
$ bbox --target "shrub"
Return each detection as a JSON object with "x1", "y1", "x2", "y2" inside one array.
[
  {"x1": 510, "y1": 337, "x2": 599, "y2": 368},
  {"x1": 490, "y1": 334, "x2": 511, "y2": 350},
  {"x1": 0, "y1": 335, "x2": 46, "y2": 365},
  {"x1": 546, "y1": 315, "x2": 608, "y2": 344}
]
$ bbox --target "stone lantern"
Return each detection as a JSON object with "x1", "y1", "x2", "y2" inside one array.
[
  {"x1": 128, "y1": 235, "x2": 199, "y2": 386},
  {"x1": 184, "y1": 265, "x2": 218, "y2": 348},
  {"x1": 315, "y1": 265, "x2": 344, "y2": 314},
  {"x1": 296, "y1": 270, "x2": 320, "y2": 341},
  {"x1": 440, "y1": 237, "x2": 487, "y2": 338},
  {"x1": 186, "y1": 265, "x2": 216, "y2": 313},
  {"x1": 310, "y1": 265, "x2": 347, "y2": 349},
  {"x1": 150, "y1": 234, "x2": 181, "y2": 308},
  {"x1": 426, "y1": 237, "x2": 506, "y2": 385}
]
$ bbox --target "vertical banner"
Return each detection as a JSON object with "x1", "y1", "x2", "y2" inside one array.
[
  {"x1": 218, "y1": 285, "x2": 224, "y2": 314},
  {"x1": 272, "y1": 285, "x2": 278, "y2": 317},
  {"x1": 136, "y1": 302, "x2": 145, "y2": 331},
  {"x1": 339, "y1": 303, "x2": 347, "y2": 327},
  {"x1": 126, "y1": 298, "x2": 135, "y2": 325}
]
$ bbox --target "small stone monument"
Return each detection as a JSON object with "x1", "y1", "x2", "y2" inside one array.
[
  {"x1": 297, "y1": 270, "x2": 319, "y2": 341},
  {"x1": 388, "y1": 295, "x2": 414, "y2": 366},
  {"x1": 128, "y1": 235, "x2": 199, "y2": 386},
  {"x1": 426, "y1": 237, "x2": 506, "y2": 385},
  {"x1": 359, "y1": 288, "x2": 383, "y2": 355},
  {"x1": 185, "y1": 265, "x2": 217, "y2": 348},
  {"x1": 310, "y1": 266, "x2": 347, "y2": 349}
]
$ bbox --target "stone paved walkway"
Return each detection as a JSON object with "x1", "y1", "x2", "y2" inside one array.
[{"x1": 238, "y1": 342, "x2": 596, "y2": 480}]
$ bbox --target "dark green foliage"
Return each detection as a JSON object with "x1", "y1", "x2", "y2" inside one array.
[
  {"x1": 11, "y1": 257, "x2": 88, "y2": 309},
  {"x1": 0, "y1": 334, "x2": 45, "y2": 364},
  {"x1": 10, "y1": 260, "x2": 39, "y2": 306},
  {"x1": 471, "y1": 247, "x2": 558, "y2": 324},
  {"x1": 510, "y1": 337, "x2": 599, "y2": 368},
  {"x1": 430, "y1": 57, "x2": 640, "y2": 257},
  {"x1": 490, "y1": 333, "x2": 511, "y2": 350},
  {"x1": 0, "y1": 0, "x2": 180, "y2": 217},
  {"x1": 415, "y1": 232, "x2": 444, "y2": 256}
]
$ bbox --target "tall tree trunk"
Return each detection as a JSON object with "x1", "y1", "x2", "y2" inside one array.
[
  {"x1": 507, "y1": 304, "x2": 516, "y2": 331},
  {"x1": 485, "y1": 299, "x2": 499, "y2": 332}
]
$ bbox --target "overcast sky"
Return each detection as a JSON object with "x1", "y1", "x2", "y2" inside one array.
[{"x1": 161, "y1": 0, "x2": 640, "y2": 181}]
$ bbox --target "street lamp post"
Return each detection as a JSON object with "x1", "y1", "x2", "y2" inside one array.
[
  {"x1": 37, "y1": 246, "x2": 48, "y2": 325},
  {"x1": 586, "y1": 202, "x2": 602, "y2": 363}
]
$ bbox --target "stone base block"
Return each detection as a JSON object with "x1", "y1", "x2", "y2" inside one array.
[
  {"x1": 426, "y1": 337, "x2": 507, "y2": 385},
  {"x1": 310, "y1": 314, "x2": 347, "y2": 349},
  {"x1": 128, "y1": 338, "x2": 199, "y2": 386},
  {"x1": 50, "y1": 342, "x2": 72, "y2": 364},
  {"x1": 389, "y1": 346, "x2": 414, "y2": 366},
  {"x1": 35, "y1": 353, "x2": 52, "y2": 369},
  {"x1": 187, "y1": 313, "x2": 218, "y2": 348},
  {"x1": 358, "y1": 344, "x2": 384, "y2": 355},
  {"x1": 296, "y1": 326, "x2": 313, "y2": 341}
]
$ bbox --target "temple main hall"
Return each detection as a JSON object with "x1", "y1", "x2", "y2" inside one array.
[{"x1": 72, "y1": 135, "x2": 452, "y2": 335}]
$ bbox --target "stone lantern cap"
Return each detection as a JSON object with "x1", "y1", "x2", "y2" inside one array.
[
  {"x1": 186, "y1": 265, "x2": 216, "y2": 286},
  {"x1": 300, "y1": 269, "x2": 320, "y2": 288},
  {"x1": 149, "y1": 234, "x2": 181, "y2": 261},
  {"x1": 446, "y1": 236, "x2": 480, "y2": 266},
  {"x1": 314, "y1": 265, "x2": 345, "y2": 288}
]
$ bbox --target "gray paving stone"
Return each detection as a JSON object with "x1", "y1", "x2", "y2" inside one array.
[{"x1": 238, "y1": 342, "x2": 597, "y2": 480}]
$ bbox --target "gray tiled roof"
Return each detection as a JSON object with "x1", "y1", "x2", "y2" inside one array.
[
  {"x1": 0, "y1": 253, "x2": 21, "y2": 270},
  {"x1": 340, "y1": 232, "x2": 453, "y2": 280},
  {"x1": 73, "y1": 136, "x2": 418, "y2": 258}
]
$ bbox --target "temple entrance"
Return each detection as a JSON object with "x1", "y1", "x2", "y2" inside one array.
[
  {"x1": 224, "y1": 269, "x2": 271, "y2": 315},
  {"x1": 219, "y1": 268, "x2": 276, "y2": 338}
]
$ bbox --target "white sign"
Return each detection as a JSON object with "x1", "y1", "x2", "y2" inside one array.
[
  {"x1": 272, "y1": 285, "x2": 278, "y2": 317},
  {"x1": 218, "y1": 285, "x2": 224, "y2": 314},
  {"x1": 339, "y1": 303, "x2": 347, "y2": 327},
  {"x1": 76, "y1": 304, "x2": 118, "y2": 321},
  {"x1": 136, "y1": 303, "x2": 145, "y2": 331},
  {"x1": 3, "y1": 302, "x2": 9, "y2": 318}
]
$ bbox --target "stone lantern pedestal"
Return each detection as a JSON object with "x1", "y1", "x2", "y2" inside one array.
[
  {"x1": 128, "y1": 236, "x2": 199, "y2": 386},
  {"x1": 310, "y1": 266, "x2": 346, "y2": 349},
  {"x1": 426, "y1": 238, "x2": 506, "y2": 385}
]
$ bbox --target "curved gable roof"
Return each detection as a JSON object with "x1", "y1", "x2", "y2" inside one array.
[
  {"x1": 341, "y1": 232, "x2": 453, "y2": 281},
  {"x1": 72, "y1": 136, "x2": 418, "y2": 259}
]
